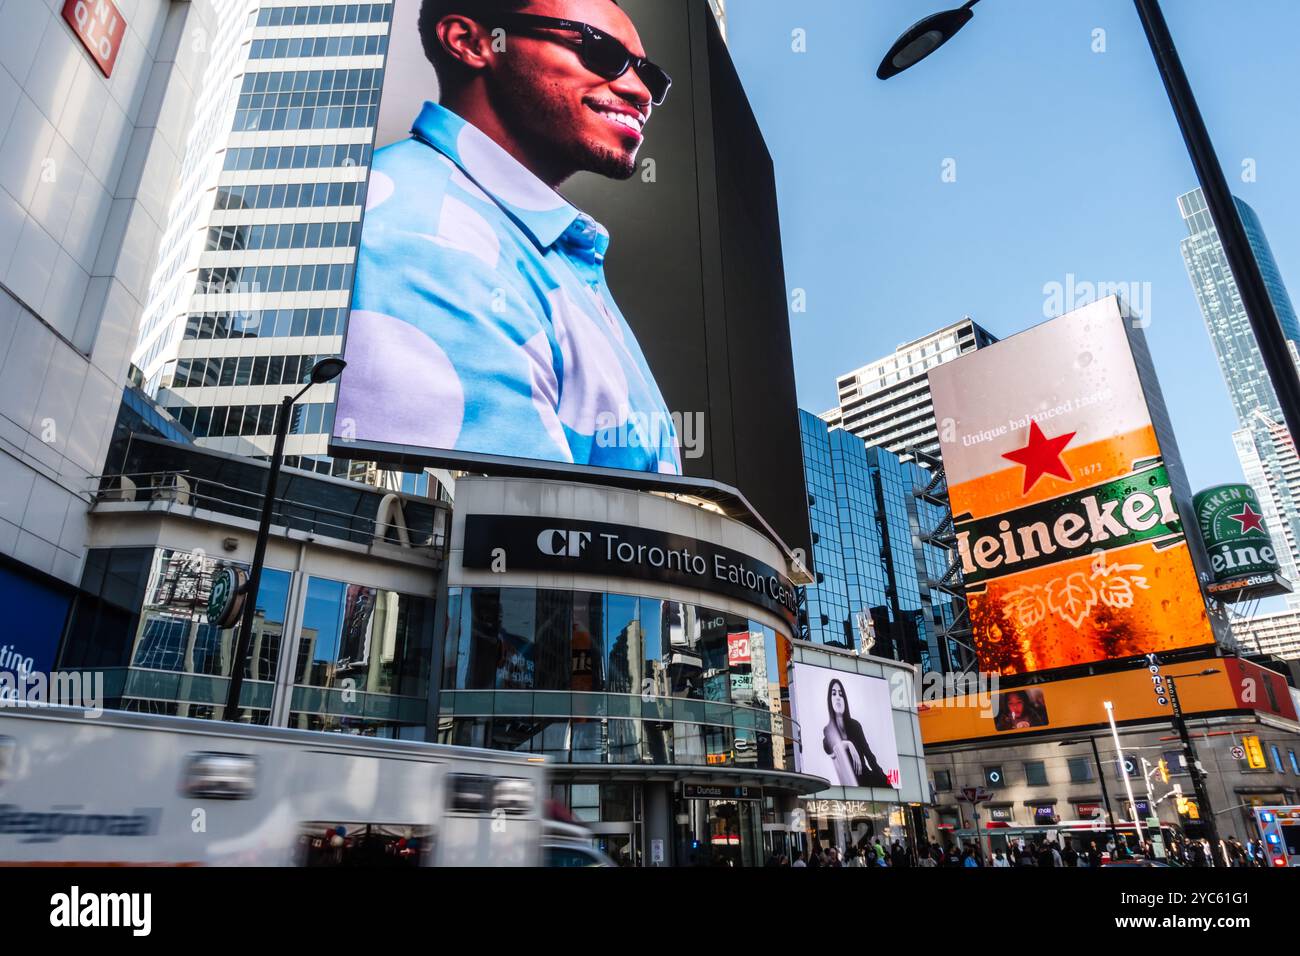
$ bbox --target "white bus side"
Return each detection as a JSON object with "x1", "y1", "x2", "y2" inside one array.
[{"x1": 0, "y1": 706, "x2": 545, "y2": 867}]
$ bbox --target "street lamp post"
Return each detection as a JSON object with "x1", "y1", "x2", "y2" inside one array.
[
  {"x1": 1061, "y1": 737, "x2": 1121, "y2": 856},
  {"x1": 223, "y1": 357, "x2": 346, "y2": 722},
  {"x1": 1103, "y1": 701, "x2": 1146, "y2": 851},
  {"x1": 1166, "y1": 670, "x2": 1225, "y2": 866},
  {"x1": 1139, "y1": 757, "x2": 1166, "y2": 859},
  {"x1": 876, "y1": 0, "x2": 1300, "y2": 449}
]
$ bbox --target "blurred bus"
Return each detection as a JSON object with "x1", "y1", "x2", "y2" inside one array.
[{"x1": 0, "y1": 705, "x2": 545, "y2": 866}]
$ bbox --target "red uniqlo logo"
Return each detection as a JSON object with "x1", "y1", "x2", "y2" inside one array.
[{"x1": 62, "y1": 0, "x2": 127, "y2": 78}]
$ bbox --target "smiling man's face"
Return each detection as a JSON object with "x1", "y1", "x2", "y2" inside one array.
[{"x1": 491, "y1": 0, "x2": 656, "y2": 180}]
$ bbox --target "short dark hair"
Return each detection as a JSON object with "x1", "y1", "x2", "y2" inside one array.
[
  {"x1": 418, "y1": 0, "x2": 621, "y2": 86},
  {"x1": 419, "y1": 1, "x2": 529, "y2": 83}
]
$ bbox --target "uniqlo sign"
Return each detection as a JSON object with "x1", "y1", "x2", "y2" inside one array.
[{"x1": 62, "y1": 0, "x2": 126, "y2": 77}]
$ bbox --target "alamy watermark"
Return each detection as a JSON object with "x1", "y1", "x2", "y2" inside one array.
[
  {"x1": 890, "y1": 669, "x2": 1001, "y2": 718},
  {"x1": 0, "y1": 657, "x2": 104, "y2": 718},
  {"x1": 1043, "y1": 273, "x2": 1152, "y2": 328},
  {"x1": 594, "y1": 408, "x2": 705, "y2": 460}
]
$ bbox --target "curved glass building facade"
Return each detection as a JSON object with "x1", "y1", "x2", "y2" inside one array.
[
  {"x1": 445, "y1": 477, "x2": 829, "y2": 866},
  {"x1": 439, "y1": 587, "x2": 797, "y2": 772}
]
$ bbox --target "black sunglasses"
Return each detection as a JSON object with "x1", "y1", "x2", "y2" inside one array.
[{"x1": 490, "y1": 13, "x2": 672, "y2": 106}]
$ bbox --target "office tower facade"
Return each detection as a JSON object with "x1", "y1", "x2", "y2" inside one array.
[
  {"x1": 798, "y1": 409, "x2": 972, "y2": 675},
  {"x1": 830, "y1": 317, "x2": 997, "y2": 458},
  {"x1": 1232, "y1": 609, "x2": 1300, "y2": 661},
  {"x1": 134, "y1": 0, "x2": 393, "y2": 479},
  {"x1": 1179, "y1": 186, "x2": 1300, "y2": 602},
  {"x1": 1, "y1": 0, "x2": 240, "y2": 672}
]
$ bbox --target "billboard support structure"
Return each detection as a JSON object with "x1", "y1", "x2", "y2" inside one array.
[{"x1": 1166, "y1": 672, "x2": 1225, "y2": 867}]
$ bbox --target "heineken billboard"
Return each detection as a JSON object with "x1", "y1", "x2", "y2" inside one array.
[
  {"x1": 930, "y1": 296, "x2": 1220, "y2": 676},
  {"x1": 1193, "y1": 483, "x2": 1290, "y2": 600}
]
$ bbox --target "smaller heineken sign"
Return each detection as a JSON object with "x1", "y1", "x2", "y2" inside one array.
[
  {"x1": 208, "y1": 566, "x2": 247, "y2": 629},
  {"x1": 1194, "y1": 483, "x2": 1290, "y2": 600}
]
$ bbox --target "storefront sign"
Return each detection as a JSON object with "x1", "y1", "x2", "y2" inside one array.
[
  {"x1": 803, "y1": 799, "x2": 877, "y2": 819},
  {"x1": 1146, "y1": 652, "x2": 1169, "y2": 707},
  {"x1": 62, "y1": 0, "x2": 126, "y2": 77},
  {"x1": 206, "y1": 566, "x2": 246, "y2": 629},
  {"x1": 463, "y1": 515, "x2": 798, "y2": 626},
  {"x1": 683, "y1": 785, "x2": 756, "y2": 801}
]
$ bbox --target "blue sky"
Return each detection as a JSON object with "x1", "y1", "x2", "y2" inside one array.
[{"x1": 725, "y1": 0, "x2": 1300, "y2": 493}]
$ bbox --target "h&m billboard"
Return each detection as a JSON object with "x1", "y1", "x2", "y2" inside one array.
[{"x1": 928, "y1": 297, "x2": 1222, "y2": 677}]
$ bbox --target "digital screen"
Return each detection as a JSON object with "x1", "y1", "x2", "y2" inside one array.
[
  {"x1": 790, "y1": 662, "x2": 900, "y2": 790},
  {"x1": 993, "y1": 688, "x2": 1049, "y2": 732},
  {"x1": 330, "y1": 0, "x2": 809, "y2": 558},
  {"x1": 928, "y1": 298, "x2": 1217, "y2": 676}
]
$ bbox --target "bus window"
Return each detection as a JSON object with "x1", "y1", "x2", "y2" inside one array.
[{"x1": 297, "y1": 823, "x2": 432, "y2": 867}]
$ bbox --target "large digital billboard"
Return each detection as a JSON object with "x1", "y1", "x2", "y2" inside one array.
[
  {"x1": 928, "y1": 297, "x2": 1219, "y2": 676},
  {"x1": 920, "y1": 656, "x2": 1298, "y2": 746},
  {"x1": 329, "y1": 0, "x2": 810, "y2": 558},
  {"x1": 1193, "y1": 483, "x2": 1290, "y2": 599},
  {"x1": 790, "y1": 663, "x2": 900, "y2": 790}
]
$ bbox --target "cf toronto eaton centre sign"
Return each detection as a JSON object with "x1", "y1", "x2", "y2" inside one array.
[{"x1": 462, "y1": 516, "x2": 798, "y2": 627}]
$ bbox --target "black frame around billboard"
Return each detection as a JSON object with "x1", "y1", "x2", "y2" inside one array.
[{"x1": 326, "y1": 0, "x2": 811, "y2": 562}]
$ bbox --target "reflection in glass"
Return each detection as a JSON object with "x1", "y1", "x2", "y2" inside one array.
[
  {"x1": 130, "y1": 549, "x2": 290, "y2": 684},
  {"x1": 605, "y1": 594, "x2": 639, "y2": 695},
  {"x1": 295, "y1": 576, "x2": 433, "y2": 696}
]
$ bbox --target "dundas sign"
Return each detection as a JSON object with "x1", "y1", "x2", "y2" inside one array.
[{"x1": 462, "y1": 515, "x2": 798, "y2": 626}]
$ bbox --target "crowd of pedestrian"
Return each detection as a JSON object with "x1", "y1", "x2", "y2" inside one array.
[
  {"x1": 766, "y1": 838, "x2": 914, "y2": 867},
  {"x1": 767, "y1": 833, "x2": 1273, "y2": 868}
]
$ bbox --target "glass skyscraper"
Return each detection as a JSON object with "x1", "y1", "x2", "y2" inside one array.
[
  {"x1": 798, "y1": 409, "x2": 971, "y2": 674},
  {"x1": 1178, "y1": 187, "x2": 1300, "y2": 600},
  {"x1": 134, "y1": 1, "x2": 394, "y2": 480}
]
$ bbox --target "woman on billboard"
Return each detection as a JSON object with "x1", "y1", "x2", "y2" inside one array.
[{"x1": 822, "y1": 678, "x2": 892, "y2": 788}]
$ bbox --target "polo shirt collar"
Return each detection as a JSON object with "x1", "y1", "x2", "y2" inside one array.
[{"x1": 409, "y1": 101, "x2": 585, "y2": 251}]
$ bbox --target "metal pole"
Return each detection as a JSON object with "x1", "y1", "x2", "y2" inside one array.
[
  {"x1": 1134, "y1": 0, "x2": 1300, "y2": 447},
  {"x1": 1104, "y1": 701, "x2": 1146, "y2": 851},
  {"x1": 1089, "y1": 736, "x2": 1122, "y2": 856},
  {"x1": 1140, "y1": 758, "x2": 1165, "y2": 859},
  {"x1": 1167, "y1": 675, "x2": 1224, "y2": 866},
  {"x1": 224, "y1": 394, "x2": 295, "y2": 721}
]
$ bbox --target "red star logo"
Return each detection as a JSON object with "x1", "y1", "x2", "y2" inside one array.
[
  {"x1": 1002, "y1": 421, "x2": 1076, "y2": 495},
  {"x1": 1228, "y1": 503, "x2": 1266, "y2": 534}
]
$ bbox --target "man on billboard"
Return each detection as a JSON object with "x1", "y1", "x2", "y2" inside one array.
[{"x1": 336, "y1": 0, "x2": 682, "y2": 474}]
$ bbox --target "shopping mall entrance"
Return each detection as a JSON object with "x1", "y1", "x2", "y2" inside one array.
[
  {"x1": 589, "y1": 823, "x2": 638, "y2": 867},
  {"x1": 675, "y1": 785, "x2": 765, "y2": 867}
]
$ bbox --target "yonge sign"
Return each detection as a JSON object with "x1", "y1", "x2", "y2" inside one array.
[{"x1": 930, "y1": 297, "x2": 1218, "y2": 675}]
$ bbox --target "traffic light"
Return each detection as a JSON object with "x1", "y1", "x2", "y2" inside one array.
[
  {"x1": 1157, "y1": 758, "x2": 1170, "y2": 784},
  {"x1": 1243, "y1": 735, "x2": 1268, "y2": 770}
]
